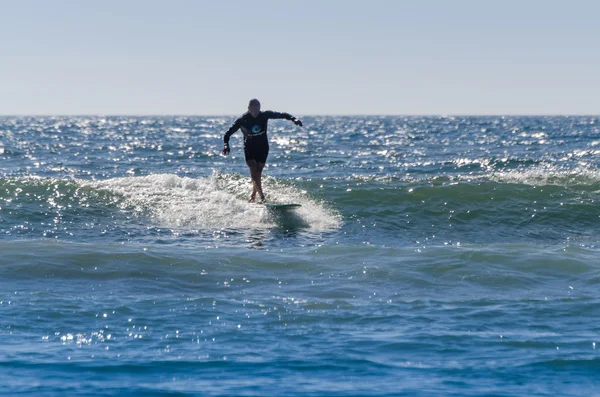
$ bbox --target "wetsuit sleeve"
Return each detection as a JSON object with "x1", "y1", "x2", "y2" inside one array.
[
  {"x1": 263, "y1": 110, "x2": 296, "y2": 121},
  {"x1": 223, "y1": 117, "x2": 242, "y2": 144}
]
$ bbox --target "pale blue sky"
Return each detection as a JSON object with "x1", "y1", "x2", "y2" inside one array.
[{"x1": 1, "y1": 0, "x2": 599, "y2": 115}]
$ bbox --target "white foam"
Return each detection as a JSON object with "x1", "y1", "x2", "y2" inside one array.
[
  {"x1": 82, "y1": 172, "x2": 342, "y2": 231},
  {"x1": 490, "y1": 167, "x2": 600, "y2": 187}
]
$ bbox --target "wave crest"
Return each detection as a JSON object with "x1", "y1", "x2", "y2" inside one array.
[{"x1": 83, "y1": 173, "x2": 342, "y2": 231}]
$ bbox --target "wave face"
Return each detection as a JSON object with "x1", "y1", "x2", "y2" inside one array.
[
  {"x1": 2, "y1": 116, "x2": 600, "y2": 396},
  {"x1": 2, "y1": 115, "x2": 600, "y2": 247}
]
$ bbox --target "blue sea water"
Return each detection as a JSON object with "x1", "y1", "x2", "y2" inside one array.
[{"x1": 1, "y1": 115, "x2": 600, "y2": 396}]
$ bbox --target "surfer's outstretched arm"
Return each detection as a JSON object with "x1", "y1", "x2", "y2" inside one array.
[
  {"x1": 222, "y1": 117, "x2": 242, "y2": 155},
  {"x1": 263, "y1": 111, "x2": 303, "y2": 126}
]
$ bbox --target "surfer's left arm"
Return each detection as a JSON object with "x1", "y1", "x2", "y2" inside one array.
[{"x1": 264, "y1": 111, "x2": 303, "y2": 127}]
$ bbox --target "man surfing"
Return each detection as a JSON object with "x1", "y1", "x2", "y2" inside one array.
[{"x1": 221, "y1": 99, "x2": 303, "y2": 203}]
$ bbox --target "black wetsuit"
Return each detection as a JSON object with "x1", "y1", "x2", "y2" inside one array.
[{"x1": 223, "y1": 111, "x2": 296, "y2": 164}]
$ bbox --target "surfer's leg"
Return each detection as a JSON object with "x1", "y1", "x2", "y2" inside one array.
[
  {"x1": 255, "y1": 162, "x2": 266, "y2": 203},
  {"x1": 245, "y1": 144, "x2": 268, "y2": 203},
  {"x1": 244, "y1": 147, "x2": 257, "y2": 202},
  {"x1": 248, "y1": 183, "x2": 257, "y2": 202},
  {"x1": 246, "y1": 159, "x2": 261, "y2": 202},
  {"x1": 254, "y1": 146, "x2": 268, "y2": 203}
]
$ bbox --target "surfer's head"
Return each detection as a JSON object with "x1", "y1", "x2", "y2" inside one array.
[{"x1": 248, "y1": 98, "x2": 261, "y2": 117}]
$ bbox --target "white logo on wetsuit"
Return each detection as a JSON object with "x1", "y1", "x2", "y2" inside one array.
[{"x1": 251, "y1": 125, "x2": 264, "y2": 136}]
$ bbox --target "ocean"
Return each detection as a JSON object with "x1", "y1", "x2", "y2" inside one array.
[{"x1": 1, "y1": 115, "x2": 599, "y2": 396}]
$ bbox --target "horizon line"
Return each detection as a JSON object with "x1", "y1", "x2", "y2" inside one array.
[{"x1": 1, "y1": 113, "x2": 600, "y2": 118}]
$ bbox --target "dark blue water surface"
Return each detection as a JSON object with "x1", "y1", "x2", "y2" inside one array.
[{"x1": 1, "y1": 116, "x2": 600, "y2": 396}]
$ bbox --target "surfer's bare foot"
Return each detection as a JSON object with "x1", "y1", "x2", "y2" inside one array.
[
  {"x1": 257, "y1": 195, "x2": 266, "y2": 204},
  {"x1": 248, "y1": 196, "x2": 256, "y2": 203}
]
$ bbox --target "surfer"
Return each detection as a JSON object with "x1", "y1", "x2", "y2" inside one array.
[{"x1": 221, "y1": 99, "x2": 303, "y2": 203}]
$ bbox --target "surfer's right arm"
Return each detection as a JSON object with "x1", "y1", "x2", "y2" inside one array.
[{"x1": 222, "y1": 117, "x2": 242, "y2": 156}]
